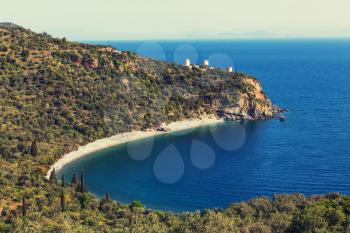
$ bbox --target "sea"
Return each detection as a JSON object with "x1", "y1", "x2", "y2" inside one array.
[{"x1": 58, "y1": 39, "x2": 350, "y2": 212}]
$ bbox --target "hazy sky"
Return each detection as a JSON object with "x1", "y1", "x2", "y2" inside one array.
[{"x1": 2, "y1": 0, "x2": 350, "y2": 40}]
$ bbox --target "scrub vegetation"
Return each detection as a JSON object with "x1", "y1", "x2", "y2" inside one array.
[{"x1": 1, "y1": 23, "x2": 348, "y2": 232}]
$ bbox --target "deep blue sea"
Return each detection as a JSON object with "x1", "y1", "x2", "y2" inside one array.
[{"x1": 59, "y1": 39, "x2": 350, "y2": 212}]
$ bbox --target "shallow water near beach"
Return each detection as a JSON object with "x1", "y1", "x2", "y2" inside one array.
[{"x1": 58, "y1": 39, "x2": 350, "y2": 212}]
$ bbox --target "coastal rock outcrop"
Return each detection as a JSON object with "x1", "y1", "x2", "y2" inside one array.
[{"x1": 217, "y1": 77, "x2": 281, "y2": 121}]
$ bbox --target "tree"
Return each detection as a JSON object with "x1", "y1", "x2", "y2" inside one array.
[
  {"x1": 71, "y1": 174, "x2": 77, "y2": 185},
  {"x1": 22, "y1": 196, "x2": 26, "y2": 217},
  {"x1": 130, "y1": 201, "x2": 144, "y2": 209},
  {"x1": 79, "y1": 193, "x2": 92, "y2": 209},
  {"x1": 49, "y1": 168, "x2": 57, "y2": 184},
  {"x1": 99, "y1": 193, "x2": 112, "y2": 211},
  {"x1": 20, "y1": 49, "x2": 30, "y2": 60},
  {"x1": 61, "y1": 175, "x2": 65, "y2": 187},
  {"x1": 30, "y1": 139, "x2": 38, "y2": 156},
  {"x1": 104, "y1": 193, "x2": 110, "y2": 201},
  {"x1": 80, "y1": 171, "x2": 85, "y2": 193},
  {"x1": 61, "y1": 189, "x2": 65, "y2": 212}
]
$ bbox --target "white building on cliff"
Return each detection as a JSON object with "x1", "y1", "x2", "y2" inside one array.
[{"x1": 184, "y1": 58, "x2": 191, "y2": 67}]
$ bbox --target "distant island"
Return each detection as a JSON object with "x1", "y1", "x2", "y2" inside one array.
[{"x1": 1, "y1": 23, "x2": 349, "y2": 233}]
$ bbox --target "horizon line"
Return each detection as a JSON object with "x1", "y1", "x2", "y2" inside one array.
[
  {"x1": 2, "y1": 22, "x2": 350, "y2": 42},
  {"x1": 81, "y1": 37, "x2": 350, "y2": 43}
]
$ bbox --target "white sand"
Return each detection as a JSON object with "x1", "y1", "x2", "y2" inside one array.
[{"x1": 46, "y1": 118, "x2": 224, "y2": 179}]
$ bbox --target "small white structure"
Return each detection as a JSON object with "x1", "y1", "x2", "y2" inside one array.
[
  {"x1": 184, "y1": 58, "x2": 191, "y2": 67},
  {"x1": 203, "y1": 60, "x2": 209, "y2": 66},
  {"x1": 227, "y1": 67, "x2": 233, "y2": 73}
]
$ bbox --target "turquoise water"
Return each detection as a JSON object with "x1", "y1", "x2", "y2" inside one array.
[{"x1": 59, "y1": 39, "x2": 350, "y2": 212}]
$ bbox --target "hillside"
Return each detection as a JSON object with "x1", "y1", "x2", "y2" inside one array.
[{"x1": 1, "y1": 24, "x2": 349, "y2": 233}]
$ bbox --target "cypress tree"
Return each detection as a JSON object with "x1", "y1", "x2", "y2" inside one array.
[
  {"x1": 30, "y1": 139, "x2": 38, "y2": 156},
  {"x1": 71, "y1": 174, "x2": 77, "y2": 185},
  {"x1": 80, "y1": 195, "x2": 86, "y2": 209},
  {"x1": 80, "y1": 171, "x2": 85, "y2": 193},
  {"x1": 99, "y1": 193, "x2": 111, "y2": 211},
  {"x1": 22, "y1": 196, "x2": 26, "y2": 217},
  {"x1": 105, "y1": 193, "x2": 110, "y2": 201},
  {"x1": 61, "y1": 189, "x2": 65, "y2": 212},
  {"x1": 49, "y1": 168, "x2": 57, "y2": 184},
  {"x1": 61, "y1": 174, "x2": 65, "y2": 187}
]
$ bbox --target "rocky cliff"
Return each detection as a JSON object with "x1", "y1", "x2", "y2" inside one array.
[{"x1": 217, "y1": 78, "x2": 281, "y2": 120}]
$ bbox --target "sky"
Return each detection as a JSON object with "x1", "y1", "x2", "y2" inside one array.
[{"x1": 1, "y1": 0, "x2": 350, "y2": 40}]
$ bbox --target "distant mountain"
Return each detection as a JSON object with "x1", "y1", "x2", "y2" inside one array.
[{"x1": 0, "y1": 22, "x2": 22, "y2": 29}]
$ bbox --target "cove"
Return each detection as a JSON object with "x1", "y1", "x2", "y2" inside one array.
[
  {"x1": 57, "y1": 119, "x2": 350, "y2": 212},
  {"x1": 58, "y1": 39, "x2": 350, "y2": 212}
]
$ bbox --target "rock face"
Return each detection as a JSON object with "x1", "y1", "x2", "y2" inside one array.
[{"x1": 217, "y1": 78, "x2": 281, "y2": 121}]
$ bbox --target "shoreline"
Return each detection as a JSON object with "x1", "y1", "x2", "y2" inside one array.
[{"x1": 46, "y1": 118, "x2": 225, "y2": 179}]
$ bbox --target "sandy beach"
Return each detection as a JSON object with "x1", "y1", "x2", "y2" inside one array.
[{"x1": 46, "y1": 118, "x2": 224, "y2": 179}]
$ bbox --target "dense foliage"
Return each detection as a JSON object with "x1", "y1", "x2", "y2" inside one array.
[{"x1": 1, "y1": 23, "x2": 348, "y2": 232}]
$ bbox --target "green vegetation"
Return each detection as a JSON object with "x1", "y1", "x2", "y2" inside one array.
[{"x1": 1, "y1": 23, "x2": 348, "y2": 232}]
